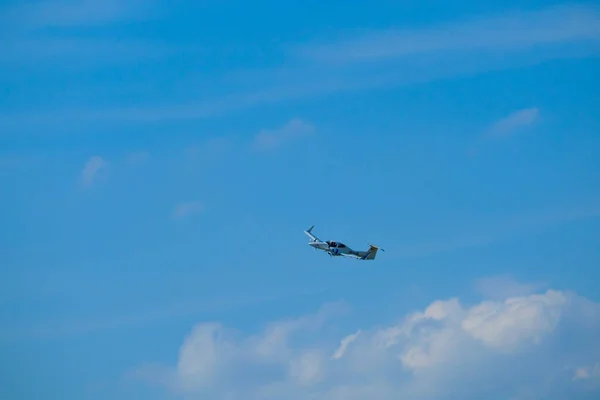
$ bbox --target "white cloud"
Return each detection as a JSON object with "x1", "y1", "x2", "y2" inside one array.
[
  {"x1": 293, "y1": 4, "x2": 600, "y2": 65},
  {"x1": 175, "y1": 322, "x2": 232, "y2": 391},
  {"x1": 252, "y1": 118, "x2": 315, "y2": 151},
  {"x1": 289, "y1": 350, "x2": 326, "y2": 386},
  {"x1": 132, "y1": 302, "x2": 347, "y2": 396},
  {"x1": 80, "y1": 155, "x2": 107, "y2": 187},
  {"x1": 132, "y1": 284, "x2": 600, "y2": 399},
  {"x1": 487, "y1": 107, "x2": 540, "y2": 137},
  {"x1": 172, "y1": 201, "x2": 203, "y2": 219},
  {"x1": 331, "y1": 330, "x2": 360, "y2": 360},
  {"x1": 461, "y1": 290, "x2": 566, "y2": 351}
]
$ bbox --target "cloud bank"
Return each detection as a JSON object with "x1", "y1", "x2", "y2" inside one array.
[{"x1": 132, "y1": 284, "x2": 600, "y2": 399}]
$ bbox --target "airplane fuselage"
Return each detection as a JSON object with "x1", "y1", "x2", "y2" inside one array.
[
  {"x1": 308, "y1": 239, "x2": 372, "y2": 259},
  {"x1": 309, "y1": 241, "x2": 357, "y2": 256}
]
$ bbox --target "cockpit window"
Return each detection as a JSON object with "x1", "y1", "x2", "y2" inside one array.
[{"x1": 338, "y1": 243, "x2": 346, "y2": 248}]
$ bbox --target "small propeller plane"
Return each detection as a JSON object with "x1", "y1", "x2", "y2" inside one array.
[{"x1": 303, "y1": 225, "x2": 384, "y2": 260}]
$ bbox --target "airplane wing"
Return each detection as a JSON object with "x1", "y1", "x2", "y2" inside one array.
[
  {"x1": 340, "y1": 253, "x2": 361, "y2": 259},
  {"x1": 304, "y1": 225, "x2": 320, "y2": 242},
  {"x1": 339, "y1": 252, "x2": 371, "y2": 260}
]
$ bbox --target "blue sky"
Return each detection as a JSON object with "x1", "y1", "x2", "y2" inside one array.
[{"x1": 1, "y1": 0, "x2": 600, "y2": 399}]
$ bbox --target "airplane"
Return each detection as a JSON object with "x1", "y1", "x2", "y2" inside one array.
[{"x1": 303, "y1": 225, "x2": 384, "y2": 260}]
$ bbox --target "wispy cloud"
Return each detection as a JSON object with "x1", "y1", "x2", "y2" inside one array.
[
  {"x1": 391, "y1": 198, "x2": 600, "y2": 259},
  {"x1": 573, "y1": 363, "x2": 600, "y2": 381},
  {"x1": 1, "y1": 0, "x2": 152, "y2": 30},
  {"x1": 0, "y1": 0, "x2": 168, "y2": 66},
  {"x1": 487, "y1": 107, "x2": 540, "y2": 138},
  {"x1": 331, "y1": 330, "x2": 361, "y2": 360},
  {"x1": 292, "y1": 4, "x2": 600, "y2": 65},
  {"x1": 80, "y1": 156, "x2": 107, "y2": 187},
  {"x1": 467, "y1": 107, "x2": 540, "y2": 155},
  {"x1": 1, "y1": 4, "x2": 599, "y2": 130},
  {"x1": 0, "y1": 286, "x2": 329, "y2": 343},
  {"x1": 0, "y1": 37, "x2": 181, "y2": 66},
  {"x1": 252, "y1": 118, "x2": 315, "y2": 151},
  {"x1": 172, "y1": 201, "x2": 203, "y2": 219}
]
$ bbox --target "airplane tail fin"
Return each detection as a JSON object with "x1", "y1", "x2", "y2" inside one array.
[{"x1": 363, "y1": 244, "x2": 383, "y2": 260}]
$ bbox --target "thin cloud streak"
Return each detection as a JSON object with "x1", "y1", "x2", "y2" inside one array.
[
  {"x1": 0, "y1": 0, "x2": 153, "y2": 30},
  {"x1": 292, "y1": 3, "x2": 600, "y2": 64},
  {"x1": 0, "y1": 0, "x2": 172, "y2": 66},
  {"x1": 80, "y1": 156, "x2": 107, "y2": 187},
  {"x1": 1, "y1": 4, "x2": 599, "y2": 131},
  {"x1": 468, "y1": 107, "x2": 540, "y2": 155},
  {"x1": 252, "y1": 118, "x2": 315, "y2": 151},
  {"x1": 0, "y1": 48, "x2": 589, "y2": 132},
  {"x1": 391, "y1": 200, "x2": 600, "y2": 259},
  {"x1": 0, "y1": 286, "x2": 329, "y2": 343},
  {"x1": 487, "y1": 107, "x2": 540, "y2": 138}
]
